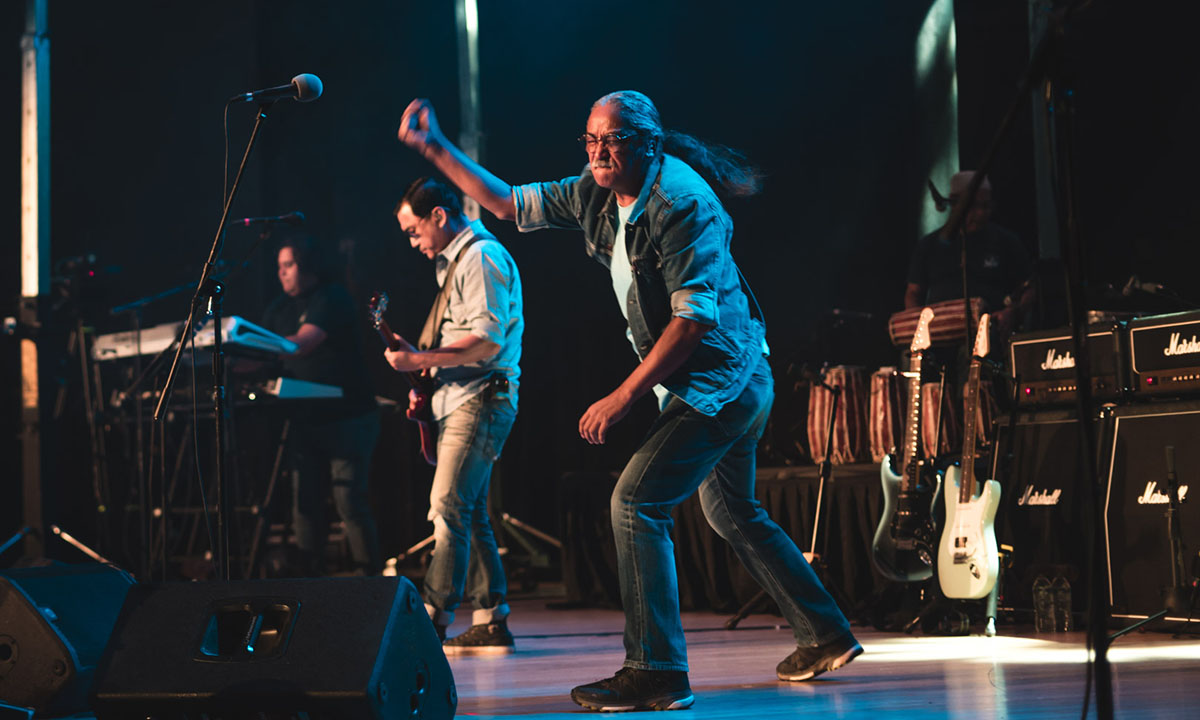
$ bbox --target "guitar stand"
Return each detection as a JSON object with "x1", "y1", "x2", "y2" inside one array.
[
  {"x1": 725, "y1": 376, "x2": 852, "y2": 630},
  {"x1": 1110, "y1": 445, "x2": 1196, "y2": 641}
]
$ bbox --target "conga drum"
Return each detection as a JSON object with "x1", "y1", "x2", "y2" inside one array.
[
  {"x1": 887, "y1": 297, "x2": 985, "y2": 348},
  {"x1": 920, "y1": 381, "x2": 960, "y2": 458},
  {"x1": 807, "y1": 365, "x2": 867, "y2": 465},
  {"x1": 868, "y1": 367, "x2": 903, "y2": 463}
]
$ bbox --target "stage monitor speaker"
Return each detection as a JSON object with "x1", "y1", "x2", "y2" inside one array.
[
  {"x1": 90, "y1": 575, "x2": 455, "y2": 720},
  {"x1": 1104, "y1": 401, "x2": 1200, "y2": 621},
  {"x1": 991, "y1": 408, "x2": 1090, "y2": 611},
  {"x1": 0, "y1": 563, "x2": 135, "y2": 716}
]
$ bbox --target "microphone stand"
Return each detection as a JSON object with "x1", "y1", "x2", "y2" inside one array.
[
  {"x1": 943, "y1": 4, "x2": 1111, "y2": 717},
  {"x1": 152, "y1": 101, "x2": 275, "y2": 581}
]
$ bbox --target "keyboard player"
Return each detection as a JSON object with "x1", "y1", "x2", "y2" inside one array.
[{"x1": 253, "y1": 233, "x2": 382, "y2": 576}]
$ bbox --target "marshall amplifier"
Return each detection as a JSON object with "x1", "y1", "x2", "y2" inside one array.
[
  {"x1": 1009, "y1": 323, "x2": 1127, "y2": 407},
  {"x1": 990, "y1": 408, "x2": 1093, "y2": 613},
  {"x1": 1127, "y1": 310, "x2": 1200, "y2": 397},
  {"x1": 1103, "y1": 401, "x2": 1200, "y2": 621}
]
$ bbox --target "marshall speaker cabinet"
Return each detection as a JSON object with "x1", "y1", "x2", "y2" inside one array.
[
  {"x1": 1127, "y1": 310, "x2": 1200, "y2": 398},
  {"x1": 990, "y1": 408, "x2": 1090, "y2": 612},
  {"x1": 1103, "y1": 401, "x2": 1200, "y2": 621},
  {"x1": 90, "y1": 576, "x2": 455, "y2": 720},
  {"x1": 1009, "y1": 323, "x2": 1127, "y2": 407}
]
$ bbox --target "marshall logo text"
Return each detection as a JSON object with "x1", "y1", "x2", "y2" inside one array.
[
  {"x1": 1137, "y1": 481, "x2": 1190, "y2": 505},
  {"x1": 1040, "y1": 348, "x2": 1075, "y2": 371},
  {"x1": 1018, "y1": 486, "x2": 1063, "y2": 506},
  {"x1": 1163, "y1": 332, "x2": 1200, "y2": 357}
]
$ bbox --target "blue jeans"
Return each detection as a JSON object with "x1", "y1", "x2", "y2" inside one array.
[
  {"x1": 613, "y1": 356, "x2": 851, "y2": 671},
  {"x1": 424, "y1": 392, "x2": 517, "y2": 627},
  {"x1": 290, "y1": 408, "x2": 382, "y2": 573}
]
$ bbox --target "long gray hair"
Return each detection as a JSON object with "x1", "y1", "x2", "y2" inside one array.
[{"x1": 593, "y1": 91, "x2": 763, "y2": 199}]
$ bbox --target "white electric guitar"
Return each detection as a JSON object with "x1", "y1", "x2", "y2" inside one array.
[{"x1": 937, "y1": 313, "x2": 1002, "y2": 599}]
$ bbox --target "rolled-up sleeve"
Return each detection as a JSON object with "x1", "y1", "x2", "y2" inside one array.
[
  {"x1": 513, "y1": 175, "x2": 584, "y2": 233},
  {"x1": 659, "y1": 194, "x2": 725, "y2": 327}
]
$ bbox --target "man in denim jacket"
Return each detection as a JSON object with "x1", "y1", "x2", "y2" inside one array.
[{"x1": 398, "y1": 90, "x2": 860, "y2": 711}]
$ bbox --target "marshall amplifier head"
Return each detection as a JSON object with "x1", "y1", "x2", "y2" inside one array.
[
  {"x1": 1009, "y1": 323, "x2": 1127, "y2": 407},
  {"x1": 1128, "y1": 310, "x2": 1200, "y2": 397}
]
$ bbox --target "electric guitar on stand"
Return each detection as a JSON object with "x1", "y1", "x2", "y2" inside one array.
[
  {"x1": 938, "y1": 313, "x2": 1002, "y2": 599},
  {"x1": 367, "y1": 291, "x2": 437, "y2": 466},
  {"x1": 873, "y1": 307, "x2": 939, "y2": 583}
]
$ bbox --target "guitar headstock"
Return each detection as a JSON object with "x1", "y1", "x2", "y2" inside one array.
[
  {"x1": 911, "y1": 307, "x2": 935, "y2": 353},
  {"x1": 973, "y1": 313, "x2": 991, "y2": 359},
  {"x1": 367, "y1": 291, "x2": 390, "y2": 330}
]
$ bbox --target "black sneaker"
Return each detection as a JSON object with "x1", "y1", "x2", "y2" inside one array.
[
  {"x1": 442, "y1": 619, "x2": 515, "y2": 656},
  {"x1": 571, "y1": 667, "x2": 694, "y2": 712},
  {"x1": 776, "y1": 634, "x2": 863, "y2": 681}
]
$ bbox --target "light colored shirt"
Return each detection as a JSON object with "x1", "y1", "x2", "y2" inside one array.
[
  {"x1": 611, "y1": 200, "x2": 670, "y2": 409},
  {"x1": 430, "y1": 219, "x2": 523, "y2": 420}
]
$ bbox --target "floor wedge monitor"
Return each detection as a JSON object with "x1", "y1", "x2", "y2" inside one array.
[{"x1": 90, "y1": 575, "x2": 455, "y2": 720}]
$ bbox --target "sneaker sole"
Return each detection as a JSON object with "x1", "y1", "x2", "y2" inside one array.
[
  {"x1": 571, "y1": 692, "x2": 695, "y2": 712},
  {"x1": 777, "y1": 642, "x2": 863, "y2": 682},
  {"x1": 443, "y1": 644, "x2": 515, "y2": 657}
]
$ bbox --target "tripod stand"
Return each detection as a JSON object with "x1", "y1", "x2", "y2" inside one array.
[
  {"x1": 1110, "y1": 445, "x2": 1198, "y2": 640},
  {"x1": 725, "y1": 372, "x2": 851, "y2": 629}
]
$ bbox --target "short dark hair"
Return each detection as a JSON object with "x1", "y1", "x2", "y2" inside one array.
[
  {"x1": 395, "y1": 176, "x2": 464, "y2": 219},
  {"x1": 277, "y1": 233, "x2": 332, "y2": 282}
]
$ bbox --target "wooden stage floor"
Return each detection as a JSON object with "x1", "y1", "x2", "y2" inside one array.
[{"x1": 452, "y1": 594, "x2": 1200, "y2": 719}]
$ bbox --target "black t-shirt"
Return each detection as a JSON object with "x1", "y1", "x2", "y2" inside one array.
[
  {"x1": 906, "y1": 223, "x2": 1031, "y2": 311},
  {"x1": 262, "y1": 283, "x2": 376, "y2": 421}
]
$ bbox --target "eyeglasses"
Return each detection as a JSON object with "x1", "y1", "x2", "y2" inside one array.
[{"x1": 578, "y1": 131, "x2": 638, "y2": 153}]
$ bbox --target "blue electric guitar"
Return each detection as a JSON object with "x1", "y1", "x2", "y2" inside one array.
[
  {"x1": 938, "y1": 314, "x2": 1002, "y2": 599},
  {"x1": 873, "y1": 307, "x2": 938, "y2": 583}
]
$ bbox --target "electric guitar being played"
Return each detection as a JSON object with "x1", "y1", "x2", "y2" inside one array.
[
  {"x1": 938, "y1": 313, "x2": 1002, "y2": 599},
  {"x1": 873, "y1": 307, "x2": 939, "y2": 583},
  {"x1": 368, "y1": 291, "x2": 437, "y2": 466}
]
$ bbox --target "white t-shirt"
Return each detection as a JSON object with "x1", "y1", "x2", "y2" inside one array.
[{"x1": 611, "y1": 201, "x2": 670, "y2": 409}]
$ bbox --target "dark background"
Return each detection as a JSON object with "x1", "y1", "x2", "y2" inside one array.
[{"x1": 2, "y1": 1, "x2": 1197, "y2": 572}]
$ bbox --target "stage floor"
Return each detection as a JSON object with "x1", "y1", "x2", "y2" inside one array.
[{"x1": 452, "y1": 594, "x2": 1200, "y2": 719}]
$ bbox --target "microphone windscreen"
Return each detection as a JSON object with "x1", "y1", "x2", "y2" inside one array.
[{"x1": 292, "y1": 73, "x2": 323, "y2": 102}]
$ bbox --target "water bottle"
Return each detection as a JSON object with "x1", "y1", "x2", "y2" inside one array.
[
  {"x1": 1052, "y1": 575, "x2": 1072, "y2": 631},
  {"x1": 1032, "y1": 575, "x2": 1054, "y2": 632}
]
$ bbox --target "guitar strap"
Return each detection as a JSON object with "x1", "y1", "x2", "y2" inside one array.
[{"x1": 417, "y1": 236, "x2": 481, "y2": 351}]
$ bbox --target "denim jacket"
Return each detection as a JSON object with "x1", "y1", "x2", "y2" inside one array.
[{"x1": 513, "y1": 153, "x2": 766, "y2": 416}]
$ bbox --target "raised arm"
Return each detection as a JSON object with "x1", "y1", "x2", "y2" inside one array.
[{"x1": 398, "y1": 98, "x2": 516, "y2": 221}]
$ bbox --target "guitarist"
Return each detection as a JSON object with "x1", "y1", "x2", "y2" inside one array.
[
  {"x1": 385, "y1": 177, "x2": 524, "y2": 655},
  {"x1": 260, "y1": 234, "x2": 383, "y2": 577}
]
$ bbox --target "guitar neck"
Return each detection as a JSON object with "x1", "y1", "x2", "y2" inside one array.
[
  {"x1": 959, "y1": 362, "x2": 982, "y2": 502},
  {"x1": 901, "y1": 352, "x2": 924, "y2": 487}
]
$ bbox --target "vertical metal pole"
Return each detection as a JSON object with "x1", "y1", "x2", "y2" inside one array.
[
  {"x1": 1028, "y1": 0, "x2": 1060, "y2": 260},
  {"x1": 19, "y1": 0, "x2": 51, "y2": 561},
  {"x1": 455, "y1": 0, "x2": 482, "y2": 220}
]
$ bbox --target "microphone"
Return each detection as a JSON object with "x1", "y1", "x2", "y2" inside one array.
[
  {"x1": 231, "y1": 74, "x2": 323, "y2": 104},
  {"x1": 235, "y1": 211, "x2": 305, "y2": 227}
]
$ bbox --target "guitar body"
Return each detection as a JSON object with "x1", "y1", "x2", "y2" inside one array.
[
  {"x1": 871, "y1": 307, "x2": 940, "y2": 583},
  {"x1": 368, "y1": 292, "x2": 438, "y2": 466},
  {"x1": 938, "y1": 465, "x2": 1001, "y2": 599},
  {"x1": 873, "y1": 456, "x2": 938, "y2": 582},
  {"x1": 403, "y1": 391, "x2": 438, "y2": 467}
]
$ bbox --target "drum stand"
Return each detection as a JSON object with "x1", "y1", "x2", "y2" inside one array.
[{"x1": 725, "y1": 373, "x2": 851, "y2": 629}]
